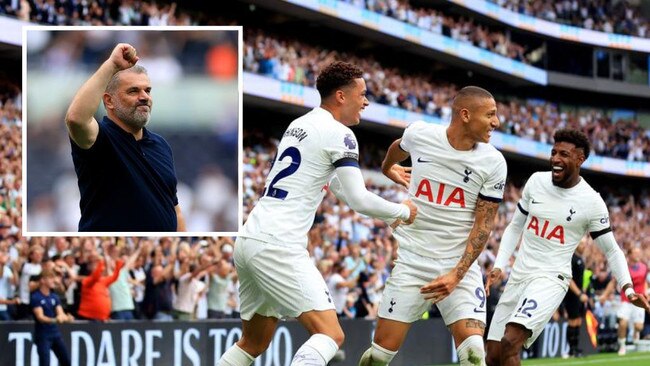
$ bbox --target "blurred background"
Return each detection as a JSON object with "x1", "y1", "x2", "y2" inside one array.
[{"x1": 25, "y1": 29, "x2": 240, "y2": 232}]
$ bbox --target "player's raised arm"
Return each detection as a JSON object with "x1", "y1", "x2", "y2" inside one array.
[
  {"x1": 65, "y1": 43, "x2": 139, "y2": 149},
  {"x1": 381, "y1": 138, "x2": 411, "y2": 188}
]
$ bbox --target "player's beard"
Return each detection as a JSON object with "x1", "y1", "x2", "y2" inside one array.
[{"x1": 113, "y1": 98, "x2": 151, "y2": 130}]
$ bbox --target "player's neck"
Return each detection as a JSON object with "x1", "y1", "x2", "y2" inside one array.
[
  {"x1": 554, "y1": 175, "x2": 581, "y2": 189},
  {"x1": 446, "y1": 125, "x2": 475, "y2": 151},
  {"x1": 320, "y1": 104, "x2": 346, "y2": 126}
]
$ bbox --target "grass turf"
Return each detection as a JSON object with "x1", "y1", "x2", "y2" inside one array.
[
  {"x1": 432, "y1": 352, "x2": 650, "y2": 366},
  {"x1": 521, "y1": 352, "x2": 650, "y2": 366}
]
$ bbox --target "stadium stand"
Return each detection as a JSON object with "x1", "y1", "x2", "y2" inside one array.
[
  {"x1": 244, "y1": 28, "x2": 650, "y2": 161},
  {"x1": 491, "y1": 0, "x2": 649, "y2": 37}
]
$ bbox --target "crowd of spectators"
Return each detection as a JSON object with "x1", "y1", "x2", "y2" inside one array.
[
  {"x1": 243, "y1": 130, "x2": 650, "y2": 325},
  {"x1": 0, "y1": 80, "x2": 22, "y2": 245},
  {"x1": 0, "y1": 237, "x2": 241, "y2": 321},
  {"x1": 0, "y1": 0, "x2": 194, "y2": 26},
  {"x1": 0, "y1": 0, "x2": 536, "y2": 65},
  {"x1": 492, "y1": 0, "x2": 650, "y2": 38},
  {"x1": 344, "y1": 0, "x2": 536, "y2": 64},
  {"x1": 244, "y1": 29, "x2": 650, "y2": 162}
]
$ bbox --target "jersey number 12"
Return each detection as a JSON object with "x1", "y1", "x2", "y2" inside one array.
[{"x1": 263, "y1": 147, "x2": 301, "y2": 200}]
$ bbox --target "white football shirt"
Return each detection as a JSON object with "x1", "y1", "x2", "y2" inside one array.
[
  {"x1": 509, "y1": 172, "x2": 610, "y2": 282},
  {"x1": 394, "y1": 121, "x2": 507, "y2": 258},
  {"x1": 241, "y1": 107, "x2": 360, "y2": 248}
]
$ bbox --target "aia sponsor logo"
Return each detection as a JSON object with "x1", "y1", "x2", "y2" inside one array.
[
  {"x1": 527, "y1": 216, "x2": 565, "y2": 244},
  {"x1": 414, "y1": 180, "x2": 466, "y2": 208}
]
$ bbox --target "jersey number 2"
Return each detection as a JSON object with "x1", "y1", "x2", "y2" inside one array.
[{"x1": 264, "y1": 147, "x2": 301, "y2": 200}]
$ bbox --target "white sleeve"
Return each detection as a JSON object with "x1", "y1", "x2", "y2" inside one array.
[
  {"x1": 328, "y1": 175, "x2": 346, "y2": 201},
  {"x1": 323, "y1": 127, "x2": 360, "y2": 167},
  {"x1": 494, "y1": 206, "x2": 528, "y2": 270},
  {"x1": 594, "y1": 231, "x2": 632, "y2": 290},
  {"x1": 335, "y1": 166, "x2": 410, "y2": 221},
  {"x1": 479, "y1": 154, "x2": 507, "y2": 202},
  {"x1": 399, "y1": 120, "x2": 427, "y2": 152}
]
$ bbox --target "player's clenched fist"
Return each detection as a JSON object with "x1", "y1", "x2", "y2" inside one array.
[
  {"x1": 108, "y1": 43, "x2": 139, "y2": 71},
  {"x1": 403, "y1": 199, "x2": 417, "y2": 225}
]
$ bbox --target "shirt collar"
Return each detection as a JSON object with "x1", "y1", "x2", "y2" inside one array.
[{"x1": 103, "y1": 116, "x2": 152, "y2": 142}]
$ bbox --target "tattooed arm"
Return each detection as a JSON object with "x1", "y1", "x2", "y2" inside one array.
[
  {"x1": 420, "y1": 198, "x2": 500, "y2": 303},
  {"x1": 454, "y1": 198, "x2": 500, "y2": 280}
]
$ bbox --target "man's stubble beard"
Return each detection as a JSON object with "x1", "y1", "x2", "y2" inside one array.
[{"x1": 113, "y1": 98, "x2": 151, "y2": 130}]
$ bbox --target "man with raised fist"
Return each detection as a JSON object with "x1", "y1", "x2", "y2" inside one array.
[{"x1": 65, "y1": 43, "x2": 184, "y2": 232}]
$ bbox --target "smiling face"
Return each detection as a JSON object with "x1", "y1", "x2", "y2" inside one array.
[
  {"x1": 339, "y1": 78, "x2": 369, "y2": 126},
  {"x1": 106, "y1": 71, "x2": 153, "y2": 131},
  {"x1": 466, "y1": 97, "x2": 499, "y2": 143},
  {"x1": 550, "y1": 141, "x2": 585, "y2": 188}
]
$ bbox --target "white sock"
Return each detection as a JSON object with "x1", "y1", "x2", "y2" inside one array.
[
  {"x1": 358, "y1": 342, "x2": 397, "y2": 366},
  {"x1": 619, "y1": 338, "x2": 626, "y2": 346},
  {"x1": 291, "y1": 334, "x2": 339, "y2": 366},
  {"x1": 219, "y1": 344, "x2": 255, "y2": 366},
  {"x1": 457, "y1": 335, "x2": 486, "y2": 366}
]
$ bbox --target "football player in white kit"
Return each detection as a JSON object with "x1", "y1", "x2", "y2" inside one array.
[
  {"x1": 358, "y1": 86, "x2": 507, "y2": 366},
  {"x1": 217, "y1": 62, "x2": 417, "y2": 366},
  {"x1": 485, "y1": 129, "x2": 650, "y2": 366}
]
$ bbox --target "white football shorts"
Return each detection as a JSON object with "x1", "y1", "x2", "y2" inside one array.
[
  {"x1": 234, "y1": 236, "x2": 335, "y2": 321},
  {"x1": 487, "y1": 275, "x2": 568, "y2": 348},
  {"x1": 378, "y1": 247, "x2": 487, "y2": 325}
]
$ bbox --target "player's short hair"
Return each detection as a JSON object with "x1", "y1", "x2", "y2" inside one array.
[
  {"x1": 455, "y1": 86, "x2": 494, "y2": 101},
  {"x1": 316, "y1": 61, "x2": 364, "y2": 99},
  {"x1": 451, "y1": 86, "x2": 494, "y2": 115},
  {"x1": 105, "y1": 65, "x2": 149, "y2": 95},
  {"x1": 553, "y1": 129, "x2": 591, "y2": 159}
]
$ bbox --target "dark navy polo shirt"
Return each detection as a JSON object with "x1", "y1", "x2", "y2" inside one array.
[
  {"x1": 70, "y1": 117, "x2": 178, "y2": 231},
  {"x1": 30, "y1": 289, "x2": 61, "y2": 336}
]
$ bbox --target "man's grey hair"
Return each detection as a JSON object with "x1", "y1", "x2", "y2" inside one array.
[{"x1": 105, "y1": 65, "x2": 149, "y2": 95}]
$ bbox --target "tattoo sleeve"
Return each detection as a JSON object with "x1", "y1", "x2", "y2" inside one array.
[{"x1": 454, "y1": 198, "x2": 500, "y2": 281}]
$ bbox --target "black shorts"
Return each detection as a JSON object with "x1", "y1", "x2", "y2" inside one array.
[{"x1": 563, "y1": 294, "x2": 585, "y2": 319}]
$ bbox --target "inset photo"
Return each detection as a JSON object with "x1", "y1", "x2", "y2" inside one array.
[{"x1": 24, "y1": 27, "x2": 242, "y2": 234}]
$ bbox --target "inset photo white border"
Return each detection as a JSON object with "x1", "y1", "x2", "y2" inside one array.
[{"x1": 22, "y1": 25, "x2": 243, "y2": 237}]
